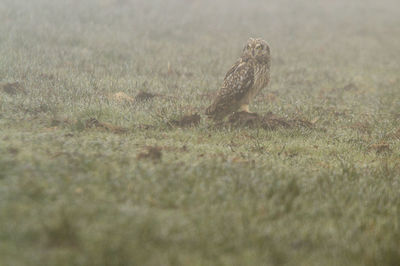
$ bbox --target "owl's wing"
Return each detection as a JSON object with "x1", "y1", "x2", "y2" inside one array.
[
  {"x1": 220, "y1": 60, "x2": 254, "y2": 99},
  {"x1": 206, "y1": 60, "x2": 254, "y2": 120}
]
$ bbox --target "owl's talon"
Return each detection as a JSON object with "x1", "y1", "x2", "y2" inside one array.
[
  {"x1": 239, "y1": 104, "x2": 251, "y2": 113},
  {"x1": 236, "y1": 111, "x2": 258, "y2": 117}
]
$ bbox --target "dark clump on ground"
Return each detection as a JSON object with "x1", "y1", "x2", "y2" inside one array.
[
  {"x1": 137, "y1": 146, "x2": 162, "y2": 161},
  {"x1": 226, "y1": 111, "x2": 314, "y2": 130},
  {"x1": 0, "y1": 82, "x2": 26, "y2": 95},
  {"x1": 135, "y1": 91, "x2": 158, "y2": 102},
  {"x1": 51, "y1": 118, "x2": 75, "y2": 127},
  {"x1": 38, "y1": 73, "x2": 56, "y2": 80},
  {"x1": 342, "y1": 82, "x2": 358, "y2": 91},
  {"x1": 170, "y1": 113, "x2": 201, "y2": 127},
  {"x1": 84, "y1": 118, "x2": 128, "y2": 134}
]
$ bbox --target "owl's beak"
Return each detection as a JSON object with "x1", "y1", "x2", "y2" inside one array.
[{"x1": 251, "y1": 49, "x2": 255, "y2": 57}]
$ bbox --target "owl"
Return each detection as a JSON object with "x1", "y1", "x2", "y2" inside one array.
[{"x1": 205, "y1": 38, "x2": 271, "y2": 121}]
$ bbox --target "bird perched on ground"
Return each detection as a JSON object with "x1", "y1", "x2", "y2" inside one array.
[{"x1": 205, "y1": 38, "x2": 271, "y2": 121}]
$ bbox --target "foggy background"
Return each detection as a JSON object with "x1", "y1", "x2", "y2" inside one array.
[{"x1": 1, "y1": 0, "x2": 399, "y2": 74}]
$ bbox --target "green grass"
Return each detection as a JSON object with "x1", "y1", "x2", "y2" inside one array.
[{"x1": 0, "y1": 0, "x2": 400, "y2": 265}]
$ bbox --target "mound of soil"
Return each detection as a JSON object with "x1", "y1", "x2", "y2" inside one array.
[
  {"x1": 227, "y1": 111, "x2": 313, "y2": 130},
  {"x1": 84, "y1": 118, "x2": 128, "y2": 134},
  {"x1": 0, "y1": 82, "x2": 26, "y2": 95},
  {"x1": 350, "y1": 121, "x2": 372, "y2": 134},
  {"x1": 342, "y1": 82, "x2": 358, "y2": 91},
  {"x1": 369, "y1": 142, "x2": 391, "y2": 154},
  {"x1": 137, "y1": 146, "x2": 162, "y2": 161},
  {"x1": 170, "y1": 113, "x2": 201, "y2": 127},
  {"x1": 135, "y1": 91, "x2": 158, "y2": 102},
  {"x1": 51, "y1": 118, "x2": 76, "y2": 127},
  {"x1": 111, "y1": 92, "x2": 135, "y2": 103}
]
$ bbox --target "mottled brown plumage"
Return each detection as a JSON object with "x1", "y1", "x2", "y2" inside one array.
[{"x1": 205, "y1": 38, "x2": 271, "y2": 120}]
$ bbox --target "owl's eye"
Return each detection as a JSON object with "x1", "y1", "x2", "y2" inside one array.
[{"x1": 256, "y1": 44, "x2": 263, "y2": 49}]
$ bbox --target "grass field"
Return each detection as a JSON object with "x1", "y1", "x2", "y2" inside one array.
[{"x1": 1, "y1": 0, "x2": 399, "y2": 265}]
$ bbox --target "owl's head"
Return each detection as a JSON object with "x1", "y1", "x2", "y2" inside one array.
[{"x1": 243, "y1": 38, "x2": 270, "y2": 63}]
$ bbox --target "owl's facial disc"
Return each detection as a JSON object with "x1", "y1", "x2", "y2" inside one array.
[
  {"x1": 243, "y1": 38, "x2": 270, "y2": 62},
  {"x1": 244, "y1": 39, "x2": 266, "y2": 56}
]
